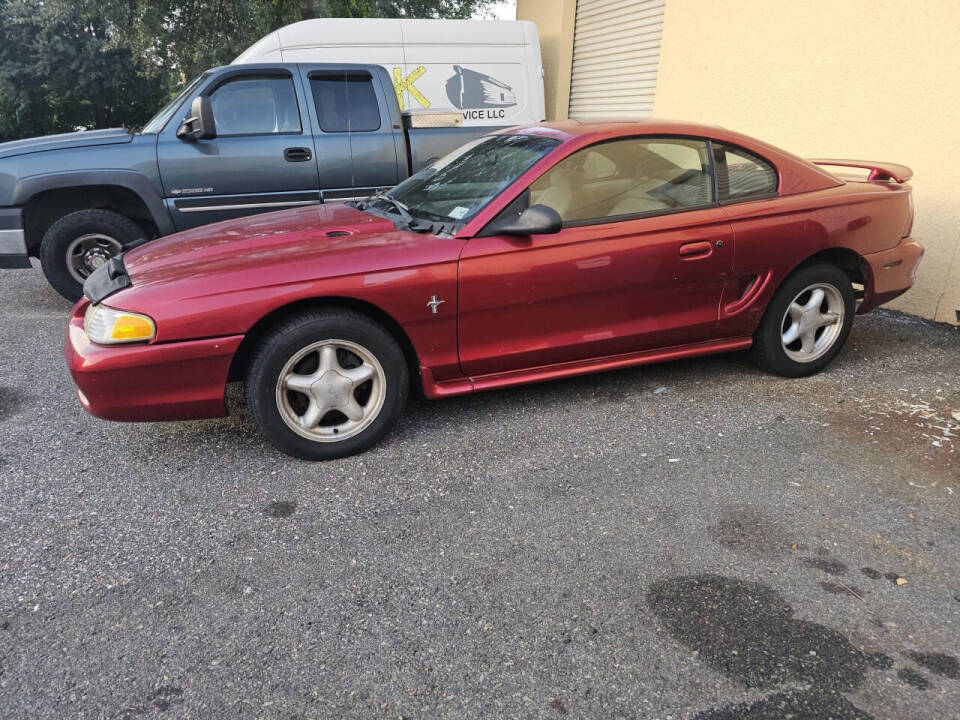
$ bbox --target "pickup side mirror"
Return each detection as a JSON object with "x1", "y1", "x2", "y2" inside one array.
[
  {"x1": 177, "y1": 96, "x2": 216, "y2": 141},
  {"x1": 492, "y1": 204, "x2": 562, "y2": 236}
]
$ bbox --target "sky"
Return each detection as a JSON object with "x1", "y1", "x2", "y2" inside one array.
[{"x1": 476, "y1": 0, "x2": 517, "y2": 19}]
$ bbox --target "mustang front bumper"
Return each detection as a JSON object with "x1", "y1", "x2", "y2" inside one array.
[{"x1": 65, "y1": 300, "x2": 244, "y2": 422}]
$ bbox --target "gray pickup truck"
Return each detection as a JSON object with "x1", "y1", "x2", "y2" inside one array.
[{"x1": 0, "y1": 63, "x2": 487, "y2": 300}]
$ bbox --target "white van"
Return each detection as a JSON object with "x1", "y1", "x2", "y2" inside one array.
[{"x1": 234, "y1": 18, "x2": 546, "y2": 128}]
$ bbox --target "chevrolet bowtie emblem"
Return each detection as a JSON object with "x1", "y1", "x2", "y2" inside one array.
[{"x1": 426, "y1": 295, "x2": 445, "y2": 314}]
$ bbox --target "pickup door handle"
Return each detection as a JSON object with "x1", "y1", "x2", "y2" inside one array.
[
  {"x1": 284, "y1": 147, "x2": 312, "y2": 162},
  {"x1": 679, "y1": 241, "x2": 714, "y2": 259}
]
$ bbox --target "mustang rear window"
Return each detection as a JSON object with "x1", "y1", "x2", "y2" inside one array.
[{"x1": 716, "y1": 144, "x2": 779, "y2": 200}]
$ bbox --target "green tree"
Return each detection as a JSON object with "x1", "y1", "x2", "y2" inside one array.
[
  {"x1": 0, "y1": 0, "x2": 498, "y2": 141},
  {"x1": 133, "y1": 0, "x2": 495, "y2": 88},
  {"x1": 0, "y1": 0, "x2": 169, "y2": 140}
]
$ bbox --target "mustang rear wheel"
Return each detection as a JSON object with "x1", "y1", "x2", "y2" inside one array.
[
  {"x1": 245, "y1": 309, "x2": 408, "y2": 460},
  {"x1": 752, "y1": 263, "x2": 855, "y2": 377}
]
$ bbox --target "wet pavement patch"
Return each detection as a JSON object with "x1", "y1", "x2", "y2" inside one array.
[
  {"x1": 647, "y1": 574, "x2": 878, "y2": 718},
  {"x1": 801, "y1": 557, "x2": 849, "y2": 576},
  {"x1": 896, "y1": 668, "x2": 931, "y2": 690},
  {"x1": 120, "y1": 686, "x2": 184, "y2": 717},
  {"x1": 693, "y1": 688, "x2": 873, "y2": 720},
  {"x1": 263, "y1": 501, "x2": 297, "y2": 518},
  {"x1": 149, "y1": 686, "x2": 183, "y2": 711},
  {"x1": 0, "y1": 387, "x2": 25, "y2": 421},
  {"x1": 647, "y1": 575, "x2": 869, "y2": 690},
  {"x1": 867, "y1": 652, "x2": 894, "y2": 670},
  {"x1": 905, "y1": 651, "x2": 960, "y2": 679},
  {"x1": 820, "y1": 581, "x2": 864, "y2": 598},
  {"x1": 707, "y1": 506, "x2": 793, "y2": 557}
]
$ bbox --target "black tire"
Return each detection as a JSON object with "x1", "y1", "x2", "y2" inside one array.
[
  {"x1": 39, "y1": 209, "x2": 145, "y2": 301},
  {"x1": 245, "y1": 309, "x2": 409, "y2": 460},
  {"x1": 752, "y1": 263, "x2": 855, "y2": 378}
]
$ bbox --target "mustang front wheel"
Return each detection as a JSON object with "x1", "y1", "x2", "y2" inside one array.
[
  {"x1": 752, "y1": 263, "x2": 855, "y2": 377},
  {"x1": 245, "y1": 309, "x2": 408, "y2": 460}
]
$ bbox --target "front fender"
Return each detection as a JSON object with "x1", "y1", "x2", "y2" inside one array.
[{"x1": 13, "y1": 169, "x2": 175, "y2": 236}]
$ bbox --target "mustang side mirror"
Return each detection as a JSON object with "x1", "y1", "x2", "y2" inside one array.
[
  {"x1": 494, "y1": 204, "x2": 562, "y2": 236},
  {"x1": 177, "y1": 96, "x2": 216, "y2": 141}
]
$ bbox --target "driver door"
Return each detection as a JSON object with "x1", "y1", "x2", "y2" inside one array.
[
  {"x1": 157, "y1": 69, "x2": 322, "y2": 231},
  {"x1": 458, "y1": 137, "x2": 734, "y2": 376}
]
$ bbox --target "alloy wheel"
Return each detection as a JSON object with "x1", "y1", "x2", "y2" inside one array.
[
  {"x1": 275, "y1": 339, "x2": 386, "y2": 443},
  {"x1": 780, "y1": 282, "x2": 845, "y2": 363}
]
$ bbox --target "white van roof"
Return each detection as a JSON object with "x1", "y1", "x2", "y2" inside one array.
[{"x1": 235, "y1": 18, "x2": 539, "y2": 63}]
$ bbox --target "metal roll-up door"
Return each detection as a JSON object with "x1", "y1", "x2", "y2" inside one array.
[{"x1": 568, "y1": 0, "x2": 665, "y2": 120}]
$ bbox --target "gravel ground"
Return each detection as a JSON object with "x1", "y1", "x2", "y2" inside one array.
[{"x1": 1, "y1": 264, "x2": 959, "y2": 720}]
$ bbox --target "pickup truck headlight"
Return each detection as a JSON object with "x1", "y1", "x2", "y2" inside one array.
[{"x1": 84, "y1": 303, "x2": 156, "y2": 344}]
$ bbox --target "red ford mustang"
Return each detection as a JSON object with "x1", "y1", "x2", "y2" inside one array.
[{"x1": 65, "y1": 121, "x2": 923, "y2": 459}]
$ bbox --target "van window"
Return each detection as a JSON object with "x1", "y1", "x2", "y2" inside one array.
[
  {"x1": 210, "y1": 76, "x2": 301, "y2": 136},
  {"x1": 530, "y1": 137, "x2": 714, "y2": 224},
  {"x1": 716, "y1": 143, "x2": 778, "y2": 201},
  {"x1": 311, "y1": 73, "x2": 381, "y2": 133}
]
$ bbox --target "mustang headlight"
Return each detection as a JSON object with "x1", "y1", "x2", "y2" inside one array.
[{"x1": 84, "y1": 303, "x2": 156, "y2": 345}]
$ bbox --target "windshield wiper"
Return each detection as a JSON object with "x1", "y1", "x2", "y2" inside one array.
[
  {"x1": 411, "y1": 207, "x2": 455, "y2": 223},
  {"x1": 361, "y1": 189, "x2": 414, "y2": 225}
]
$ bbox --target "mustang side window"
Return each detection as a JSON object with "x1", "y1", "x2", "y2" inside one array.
[
  {"x1": 716, "y1": 144, "x2": 779, "y2": 201},
  {"x1": 529, "y1": 137, "x2": 714, "y2": 224},
  {"x1": 209, "y1": 76, "x2": 301, "y2": 136},
  {"x1": 311, "y1": 73, "x2": 382, "y2": 133}
]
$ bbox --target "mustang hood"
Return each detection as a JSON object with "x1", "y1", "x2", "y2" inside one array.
[
  {"x1": 121, "y1": 203, "x2": 446, "y2": 298},
  {"x1": 0, "y1": 128, "x2": 133, "y2": 160}
]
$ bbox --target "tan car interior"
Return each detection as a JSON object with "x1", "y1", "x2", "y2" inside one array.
[{"x1": 530, "y1": 140, "x2": 713, "y2": 223}]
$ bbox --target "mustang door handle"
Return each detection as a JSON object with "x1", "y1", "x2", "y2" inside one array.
[
  {"x1": 679, "y1": 241, "x2": 714, "y2": 259},
  {"x1": 284, "y1": 147, "x2": 313, "y2": 162}
]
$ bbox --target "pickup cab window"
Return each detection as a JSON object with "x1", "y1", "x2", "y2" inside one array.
[
  {"x1": 310, "y1": 73, "x2": 381, "y2": 133},
  {"x1": 209, "y1": 76, "x2": 302, "y2": 136}
]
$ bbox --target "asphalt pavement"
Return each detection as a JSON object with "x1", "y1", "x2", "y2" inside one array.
[{"x1": 1, "y1": 263, "x2": 958, "y2": 719}]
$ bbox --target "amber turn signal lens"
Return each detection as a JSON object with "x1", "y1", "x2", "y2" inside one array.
[
  {"x1": 111, "y1": 315, "x2": 155, "y2": 340},
  {"x1": 84, "y1": 303, "x2": 157, "y2": 345}
]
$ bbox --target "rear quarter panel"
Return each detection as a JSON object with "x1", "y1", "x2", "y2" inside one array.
[{"x1": 719, "y1": 182, "x2": 912, "y2": 335}]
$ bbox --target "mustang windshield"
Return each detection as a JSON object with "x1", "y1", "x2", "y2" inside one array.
[{"x1": 380, "y1": 134, "x2": 561, "y2": 224}]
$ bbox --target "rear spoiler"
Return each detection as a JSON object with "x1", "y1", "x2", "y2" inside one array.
[{"x1": 809, "y1": 159, "x2": 913, "y2": 184}]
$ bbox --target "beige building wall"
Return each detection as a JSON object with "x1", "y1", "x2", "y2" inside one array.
[
  {"x1": 517, "y1": 0, "x2": 577, "y2": 121},
  {"x1": 519, "y1": 0, "x2": 960, "y2": 323}
]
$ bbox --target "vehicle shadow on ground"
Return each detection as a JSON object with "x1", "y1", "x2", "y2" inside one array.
[
  {"x1": 6, "y1": 262, "x2": 72, "y2": 314},
  {"x1": 119, "y1": 308, "x2": 953, "y2": 463},
  {"x1": 165, "y1": 346, "x2": 825, "y2": 463}
]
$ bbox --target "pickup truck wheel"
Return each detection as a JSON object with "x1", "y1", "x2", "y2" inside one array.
[
  {"x1": 245, "y1": 309, "x2": 409, "y2": 460},
  {"x1": 39, "y1": 209, "x2": 144, "y2": 301},
  {"x1": 752, "y1": 263, "x2": 855, "y2": 377}
]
